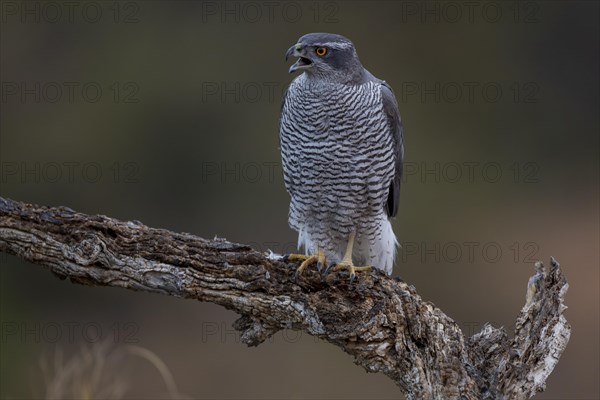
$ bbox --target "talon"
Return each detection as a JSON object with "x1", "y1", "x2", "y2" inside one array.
[
  {"x1": 322, "y1": 262, "x2": 334, "y2": 277},
  {"x1": 350, "y1": 272, "x2": 356, "y2": 284}
]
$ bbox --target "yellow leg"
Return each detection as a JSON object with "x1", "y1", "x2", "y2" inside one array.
[{"x1": 331, "y1": 232, "x2": 372, "y2": 282}]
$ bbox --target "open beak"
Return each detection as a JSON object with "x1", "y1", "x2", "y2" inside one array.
[{"x1": 286, "y1": 43, "x2": 313, "y2": 73}]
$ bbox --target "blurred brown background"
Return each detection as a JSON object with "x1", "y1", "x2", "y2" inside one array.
[{"x1": 1, "y1": 1, "x2": 598, "y2": 399}]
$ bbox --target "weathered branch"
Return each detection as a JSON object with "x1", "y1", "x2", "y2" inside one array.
[{"x1": 0, "y1": 197, "x2": 570, "y2": 399}]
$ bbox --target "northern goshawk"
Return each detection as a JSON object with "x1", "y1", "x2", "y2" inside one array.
[{"x1": 279, "y1": 32, "x2": 404, "y2": 279}]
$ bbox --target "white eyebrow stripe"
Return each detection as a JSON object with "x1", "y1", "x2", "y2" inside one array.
[{"x1": 314, "y1": 41, "x2": 353, "y2": 50}]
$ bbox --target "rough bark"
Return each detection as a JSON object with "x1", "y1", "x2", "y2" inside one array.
[{"x1": 0, "y1": 197, "x2": 570, "y2": 399}]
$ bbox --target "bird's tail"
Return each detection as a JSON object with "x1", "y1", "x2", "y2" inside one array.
[{"x1": 358, "y1": 215, "x2": 397, "y2": 275}]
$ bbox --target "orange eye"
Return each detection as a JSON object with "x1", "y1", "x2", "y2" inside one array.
[{"x1": 315, "y1": 47, "x2": 328, "y2": 57}]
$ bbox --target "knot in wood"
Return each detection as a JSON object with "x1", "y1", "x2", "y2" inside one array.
[{"x1": 70, "y1": 235, "x2": 105, "y2": 266}]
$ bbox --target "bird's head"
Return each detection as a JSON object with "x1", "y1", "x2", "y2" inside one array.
[{"x1": 285, "y1": 33, "x2": 364, "y2": 83}]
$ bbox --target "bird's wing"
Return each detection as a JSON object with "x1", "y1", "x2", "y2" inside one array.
[
  {"x1": 380, "y1": 81, "x2": 404, "y2": 218},
  {"x1": 278, "y1": 86, "x2": 288, "y2": 148},
  {"x1": 278, "y1": 86, "x2": 294, "y2": 195}
]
